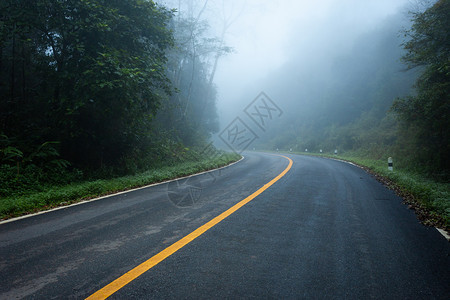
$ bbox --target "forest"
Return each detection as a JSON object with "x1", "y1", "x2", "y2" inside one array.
[
  {"x1": 0, "y1": 0, "x2": 231, "y2": 198},
  {"x1": 251, "y1": 0, "x2": 449, "y2": 180},
  {"x1": 0, "y1": 0, "x2": 448, "y2": 206}
]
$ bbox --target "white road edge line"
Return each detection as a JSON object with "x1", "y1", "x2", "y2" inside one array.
[
  {"x1": 436, "y1": 228, "x2": 450, "y2": 241},
  {"x1": 327, "y1": 157, "x2": 450, "y2": 241},
  {"x1": 0, "y1": 156, "x2": 245, "y2": 225},
  {"x1": 325, "y1": 156, "x2": 360, "y2": 167}
]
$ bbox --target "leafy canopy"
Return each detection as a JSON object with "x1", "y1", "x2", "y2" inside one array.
[{"x1": 393, "y1": 0, "x2": 450, "y2": 172}]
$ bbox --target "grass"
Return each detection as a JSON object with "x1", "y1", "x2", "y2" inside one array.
[
  {"x1": 0, "y1": 152, "x2": 241, "y2": 220},
  {"x1": 287, "y1": 151, "x2": 449, "y2": 229}
]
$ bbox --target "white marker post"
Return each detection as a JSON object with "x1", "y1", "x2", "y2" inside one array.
[
  {"x1": 305, "y1": 149, "x2": 308, "y2": 152},
  {"x1": 334, "y1": 149, "x2": 338, "y2": 155},
  {"x1": 388, "y1": 157, "x2": 393, "y2": 171},
  {"x1": 320, "y1": 149, "x2": 322, "y2": 153}
]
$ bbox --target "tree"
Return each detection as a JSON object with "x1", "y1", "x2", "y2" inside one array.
[
  {"x1": 156, "y1": 0, "x2": 232, "y2": 147},
  {"x1": 393, "y1": 0, "x2": 450, "y2": 173},
  {"x1": 0, "y1": 0, "x2": 174, "y2": 167}
]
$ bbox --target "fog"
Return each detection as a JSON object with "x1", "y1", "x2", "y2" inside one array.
[
  {"x1": 159, "y1": 0, "x2": 418, "y2": 152},
  {"x1": 214, "y1": 0, "x2": 409, "y2": 120}
]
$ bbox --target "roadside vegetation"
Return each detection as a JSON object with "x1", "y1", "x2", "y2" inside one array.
[
  {"x1": 0, "y1": 1, "x2": 233, "y2": 219},
  {"x1": 258, "y1": 1, "x2": 448, "y2": 177},
  {"x1": 258, "y1": 0, "x2": 448, "y2": 228},
  {"x1": 0, "y1": 1, "x2": 447, "y2": 225},
  {"x1": 335, "y1": 154, "x2": 449, "y2": 229},
  {"x1": 0, "y1": 151, "x2": 240, "y2": 220},
  {"x1": 286, "y1": 150, "x2": 449, "y2": 230}
]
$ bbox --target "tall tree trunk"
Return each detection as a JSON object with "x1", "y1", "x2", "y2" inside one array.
[
  {"x1": 182, "y1": 0, "x2": 209, "y2": 116},
  {"x1": 208, "y1": 27, "x2": 226, "y2": 87},
  {"x1": 199, "y1": 0, "x2": 242, "y2": 123},
  {"x1": 0, "y1": 45, "x2": 3, "y2": 81},
  {"x1": 184, "y1": 46, "x2": 196, "y2": 116},
  {"x1": 21, "y1": 40, "x2": 26, "y2": 103},
  {"x1": 10, "y1": 24, "x2": 15, "y2": 103}
]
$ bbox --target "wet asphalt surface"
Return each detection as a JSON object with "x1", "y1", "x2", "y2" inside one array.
[{"x1": 0, "y1": 152, "x2": 449, "y2": 299}]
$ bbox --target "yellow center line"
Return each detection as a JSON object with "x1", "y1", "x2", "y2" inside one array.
[{"x1": 86, "y1": 155, "x2": 293, "y2": 300}]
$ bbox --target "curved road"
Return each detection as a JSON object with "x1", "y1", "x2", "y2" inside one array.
[{"x1": 0, "y1": 152, "x2": 449, "y2": 299}]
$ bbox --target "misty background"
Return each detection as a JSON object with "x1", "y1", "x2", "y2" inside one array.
[
  {"x1": 159, "y1": 0, "x2": 419, "y2": 154},
  {"x1": 1, "y1": 0, "x2": 447, "y2": 199},
  {"x1": 0, "y1": 0, "x2": 448, "y2": 221}
]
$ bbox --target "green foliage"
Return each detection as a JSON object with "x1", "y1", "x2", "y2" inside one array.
[
  {"x1": 0, "y1": 151, "x2": 241, "y2": 219},
  {"x1": 0, "y1": 0, "x2": 235, "y2": 219},
  {"x1": 393, "y1": 0, "x2": 450, "y2": 174},
  {"x1": 0, "y1": 134, "x2": 82, "y2": 198},
  {"x1": 1, "y1": 0, "x2": 227, "y2": 180},
  {"x1": 0, "y1": 134, "x2": 71, "y2": 185},
  {"x1": 256, "y1": 1, "x2": 450, "y2": 223},
  {"x1": 156, "y1": 9, "x2": 231, "y2": 148},
  {"x1": 401, "y1": 0, "x2": 450, "y2": 68},
  {"x1": 0, "y1": 146, "x2": 23, "y2": 164},
  {"x1": 258, "y1": 5, "x2": 448, "y2": 180},
  {"x1": 0, "y1": 0, "x2": 174, "y2": 167}
]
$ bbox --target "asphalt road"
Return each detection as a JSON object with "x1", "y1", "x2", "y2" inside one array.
[{"x1": 0, "y1": 152, "x2": 449, "y2": 299}]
